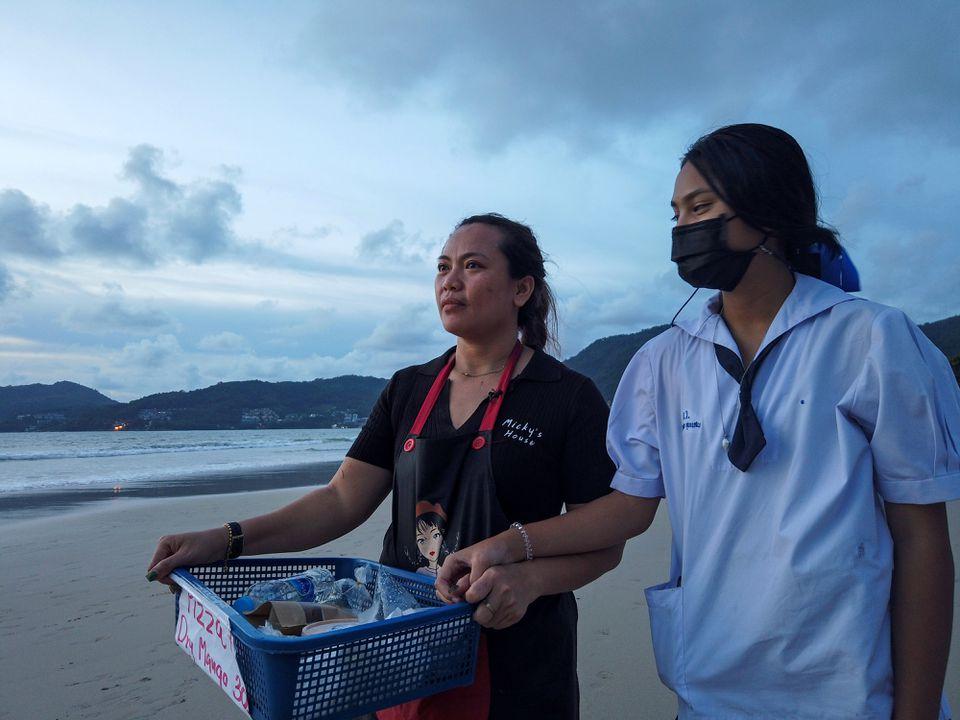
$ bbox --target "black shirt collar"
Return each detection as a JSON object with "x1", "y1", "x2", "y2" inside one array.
[{"x1": 416, "y1": 346, "x2": 563, "y2": 382}]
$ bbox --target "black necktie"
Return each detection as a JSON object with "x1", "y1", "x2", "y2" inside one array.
[{"x1": 713, "y1": 332, "x2": 788, "y2": 471}]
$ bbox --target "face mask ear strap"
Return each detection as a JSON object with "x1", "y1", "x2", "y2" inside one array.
[{"x1": 670, "y1": 286, "x2": 700, "y2": 326}]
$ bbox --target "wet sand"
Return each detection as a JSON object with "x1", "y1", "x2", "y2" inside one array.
[
  {"x1": 0, "y1": 484, "x2": 956, "y2": 719},
  {"x1": 0, "y1": 461, "x2": 342, "y2": 522}
]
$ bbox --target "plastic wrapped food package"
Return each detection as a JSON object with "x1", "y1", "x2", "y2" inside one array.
[{"x1": 236, "y1": 563, "x2": 428, "y2": 636}]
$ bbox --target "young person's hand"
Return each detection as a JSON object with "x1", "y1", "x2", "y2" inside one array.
[
  {"x1": 435, "y1": 529, "x2": 525, "y2": 603},
  {"x1": 463, "y1": 563, "x2": 540, "y2": 630}
]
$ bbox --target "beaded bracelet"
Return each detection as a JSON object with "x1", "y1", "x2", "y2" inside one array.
[
  {"x1": 223, "y1": 521, "x2": 244, "y2": 565},
  {"x1": 510, "y1": 521, "x2": 534, "y2": 562}
]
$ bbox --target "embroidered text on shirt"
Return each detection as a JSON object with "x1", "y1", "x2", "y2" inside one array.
[
  {"x1": 681, "y1": 409, "x2": 702, "y2": 431},
  {"x1": 501, "y1": 418, "x2": 543, "y2": 447}
]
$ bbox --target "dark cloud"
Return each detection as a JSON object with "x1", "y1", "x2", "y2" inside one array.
[
  {"x1": 823, "y1": 179, "x2": 956, "y2": 322},
  {"x1": 108, "y1": 145, "x2": 242, "y2": 263},
  {"x1": 559, "y1": 269, "x2": 690, "y2": 354},
  {"x1": 233, "y1": 243, "x2": 395, "y2": 278},
  {"x1": 68, "y1": 198, "x2": 151, "y2": 263},
  {"x1": 354, "y1": 302, "x2": 444, "y2": 351},
  {"x1": 3, "y1": 146, "x2": 422, "y2": 280},
  {"x1": 198, "y1": 331, "x2": 248, "y2": 353},
  {"x1": 165, "y1": 179, "x2": 241, "y2": 261},
  {"x1": 853, "y1": 227, "x2": 957, "y2": 323},
  {"x1": 122, "y1": 144, "x2": 181, "y2": 200},
  {"x1": 2, "y1": 145, "x2": 244, "y2": 266},
  {"x1": 358, "y1": 219, "x2": 432, "y2": 263},
  {"x1": 274, "y1": 225, "x2": 335, "y2": 242},
  {"x1": 62, "y1": 294, "x2": 179, "y2": 335},
  {"x1": 119, "y1": 334, "x2": 183, "y2": 368},
  {"x1": 298, "y1": 1, "x2": 960, "y2": 151},
  {"x1": 0, "y1": 189, "x2": 60, "y2": 258}
]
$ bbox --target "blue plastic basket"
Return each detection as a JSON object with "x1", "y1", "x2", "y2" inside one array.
[{"x1": 172, "y1": 558, "x2": 479, "y2": 720}]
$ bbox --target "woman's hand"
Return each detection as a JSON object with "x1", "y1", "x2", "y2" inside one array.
[
  {"x1": 146, "y1": 527, "x2": 228, "y2": 586},
  {"x1": 462, "y1": 563, "x2": 541, "y2": 630},
  {"x1": 145, "y1": 459, "x2": 393, "y2": 587}
]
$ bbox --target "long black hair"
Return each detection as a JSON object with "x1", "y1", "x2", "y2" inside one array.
[
  {"x1": 682, "y1": 124, "x2": 841, "y2": 275},
  {"x1": 455, "y1": 213, "x2": 558, "y2": 353}
]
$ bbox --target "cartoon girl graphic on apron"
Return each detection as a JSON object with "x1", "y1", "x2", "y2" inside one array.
[{"x1": 414, "y1": 501, "x2": 448, "y2": 576}]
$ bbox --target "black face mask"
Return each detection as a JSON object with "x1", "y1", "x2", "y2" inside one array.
[{"x1": 671, "y1": 214, "x2": 766, "y2": 292}]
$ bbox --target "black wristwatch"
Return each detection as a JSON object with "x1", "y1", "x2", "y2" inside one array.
[{"x1": 223, "y1": 521, "x2": 244, "y2": 560}]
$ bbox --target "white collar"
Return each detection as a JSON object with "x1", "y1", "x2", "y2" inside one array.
[{"x1": 673, "y1": 274, "x2": 856, "y2": 357}]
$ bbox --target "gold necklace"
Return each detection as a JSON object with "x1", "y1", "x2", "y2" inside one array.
[
  {"x1": 455, "y1": 349, "x2": 513, "y2": 377},
  {"x1": 457, "y1": 364, "x2": 506, "y2": 378}
]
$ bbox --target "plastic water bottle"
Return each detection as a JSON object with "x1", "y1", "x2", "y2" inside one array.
[
  {"x1": 376, "y1": 568, "x2": 419, "y2": 618},
  {"x1": 233, "y1": 568, "x2": 335, "y2": 613},
  {"x1": 331, "y1": 577, "x2": 374, "y2": 614}
]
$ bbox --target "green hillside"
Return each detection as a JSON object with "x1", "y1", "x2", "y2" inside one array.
[
  {"x1": 0, "y1": 381, "x2": 118, "y2": 422},
  {"x1": 564, "y1": 324, "x2": 671, "y2": 401},
  {"x1": 919, "y1": 314, "x2": 960, "y2": 361},
  {"x1": 2, "y1": 376, "x2": 386, "y2": 432}
]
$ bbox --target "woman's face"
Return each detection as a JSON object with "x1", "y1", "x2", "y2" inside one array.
[
  {"x1": 435, "y1": 223, "x2": 532, "y2": 340},
  {"x1": 671, "y1": 162, "x2": 766, "y2": 252},
  {"x1": 416, "y1": 523, "x2": 443, "y2": 565}
]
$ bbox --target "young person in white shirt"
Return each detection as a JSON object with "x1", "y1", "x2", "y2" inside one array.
[{"x1": 438, "y1": 124, "x2": 958, "y2": 720}]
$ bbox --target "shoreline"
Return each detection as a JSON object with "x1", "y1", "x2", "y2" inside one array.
[{"x1": 0, "y1": 460, "x2": 342, "y2": 524}]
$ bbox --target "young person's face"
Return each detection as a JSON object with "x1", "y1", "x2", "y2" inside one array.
[
  {"x1": 435, "y1": 224, "x2": 532, "y2": 340},
  {"x1": 670, "y1": 162, "x2": 766, "y2": 252}
]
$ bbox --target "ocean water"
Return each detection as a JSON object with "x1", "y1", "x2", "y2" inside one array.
[{"x1": 0, "y1": 428, "x2": 359, "y2": 497}]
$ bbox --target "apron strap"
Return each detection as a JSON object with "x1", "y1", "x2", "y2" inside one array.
[
  {"x1": 403, "y1": 342, "x2": 523, "y2": 453},
  {"x1": 478, "y1": 342, "x2": 523, "y2": 433},
  {"x1": 408, "y1": 353, "x2": 458, "y2": 439}
]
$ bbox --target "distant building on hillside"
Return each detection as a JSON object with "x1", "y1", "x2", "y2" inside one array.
[
  {"x1": 241, "y1": 408, "x2": 280, "y2": 425},
  {"x1": 332, "y1": 410, "x2": 366, "y2": 428},
  {"x1": 138, "y1": 408, "x2": 173, "y2": 421},
  {"x1": 16, "y1": 412, "x2": 66, "y2": 425}
]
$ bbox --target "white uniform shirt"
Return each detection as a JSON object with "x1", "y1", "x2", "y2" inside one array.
[{"x1": 608, "y1": 274, "x2": 960, "y2": 719}]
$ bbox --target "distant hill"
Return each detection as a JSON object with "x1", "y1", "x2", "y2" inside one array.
[
  {"x1": 564, "y1": 324, "x2": 671, "y2": 401},
  {"x1": 919, "y1": 314, "x2": 960, "y2": 361},
  {"x1": 0, "y1": 381, "x2": 118, "y2": 423},
  {"x1": 1, "y1": 376, "x2": 387, "y2": 432},
  {"x1": 128, "y1": 376, "x2": 385, "y2": 416},
  {"x1": 566, "y1": 313, "x2": 960, "y2": 402}
]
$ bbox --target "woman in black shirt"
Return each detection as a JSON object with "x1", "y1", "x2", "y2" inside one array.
[{"x1": 147, "y1": 213, "x2": 621, "y2": 719}]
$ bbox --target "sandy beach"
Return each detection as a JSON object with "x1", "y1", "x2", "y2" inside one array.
[{"x1": 0, "y1": 485, "x2": 957, "y2": 720}]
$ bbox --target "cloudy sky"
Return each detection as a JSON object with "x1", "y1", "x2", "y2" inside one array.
[{"x1": 1, "y1": 1, "x2": 958, "y2": 400}]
